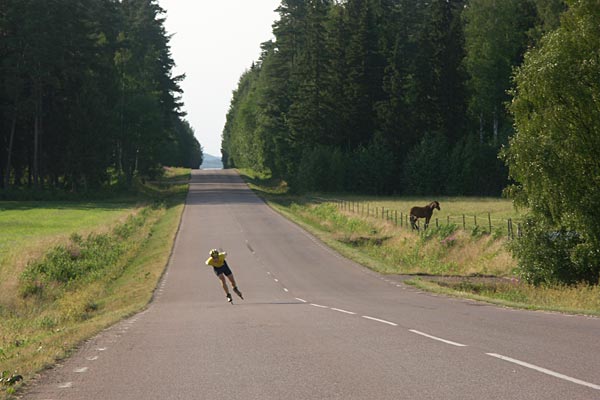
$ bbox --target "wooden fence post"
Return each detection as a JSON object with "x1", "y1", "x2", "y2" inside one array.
[{"x1": 488, "y1": 213, "x2": 492, "y2": 234}]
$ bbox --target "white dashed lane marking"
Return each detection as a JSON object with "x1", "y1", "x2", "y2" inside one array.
[
  {"x1": 331, "y1": 308, "x2": 356, "y2": 315},
  {"x1": 409, "y1": 329, "x2": 467, "y2": 347},
  {"x1": 486, "y1": 353, "x2": 600, "y2": 391},
  {"x1": 362, "y1": 315, "x2": 398, "y2": 326}
]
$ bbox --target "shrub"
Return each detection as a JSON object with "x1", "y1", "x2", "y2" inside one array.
[
  {"x1": 421, "y1": 223, "x2": 458, "y2": 242},
  {"x1": 349, "y1": 135, "x2": 396, "y2": 195},
  {"x1": 293, "y1": 146, "x2": 351, "y2": 194},
  {"x1": 19, "y1": 209, "x2": 150, "y2": 297},
  {"x1": 447, "y1": 135, "x2": 507, "y2": 196},
  {"x1": 402, "y1": 132, "x2": 449, "y2": 195},
  {"x1": 510, "y1": 218, "x2": 599, "y2": 285}
]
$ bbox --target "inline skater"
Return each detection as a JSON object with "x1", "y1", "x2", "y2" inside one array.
[{"x1": 205, "y1": 249, "x2": 243, "y2": 303}]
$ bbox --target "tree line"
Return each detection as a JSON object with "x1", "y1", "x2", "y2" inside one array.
[
  {"x1": 224, "y1": 0, "x2": 600, "y2": 285},
  {"x1": 222, "y1": 0, "x2": 564, "y2": 196},
  {"x1": 0, "y1": 0, "x2": 202, "y2": 193}
]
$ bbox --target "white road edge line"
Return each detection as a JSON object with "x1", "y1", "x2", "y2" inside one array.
[
  {"x1": 486, "y1": 353, "x2": 600, "y2": 391},
  {"x1": 295, "y1": 298, "x2": 307, "y2": 303},
  {"x1": 362, "y1": 316, "x2": 398, "y2": 326},
  {"x1": 331, "y1": 308, "x2": 356, "y2": 315},
  {"x1": 310, "y1": 303, "x2": 328, "y2": 308},
  {"x1": 409, "y1": 329, "x2": 467, "y2": 347}
]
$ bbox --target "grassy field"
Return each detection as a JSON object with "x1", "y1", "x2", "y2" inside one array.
[
  {"x1": 0, "y1": 202, "x2": 134, "y2": 308},
  {"x1": 239, "y1": 169, "x2": 600, "y2": 317},
  {"x1": 326, "y1": 196, "x2": 523, "y2": 237},
  {"x1": 0, "y1": 167, "x2": 189, "y2": 398}
]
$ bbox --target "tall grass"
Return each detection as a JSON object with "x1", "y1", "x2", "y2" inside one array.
[
  {"x1": 411, "y1": 279, "x2": 600, "y2": 316},
  {"x1": 273, "y1": 198, "x2": 516, "y2": 277}
]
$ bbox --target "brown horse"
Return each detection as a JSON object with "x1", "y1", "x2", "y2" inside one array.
[{"x1": 410, "y1": 201, "x2": 440, "y2": 230}]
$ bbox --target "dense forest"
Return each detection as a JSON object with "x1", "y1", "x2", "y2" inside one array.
[
  {"x1": 223, "y1": 0, "x2": 600, "y2": 285},
  {"x1": 0, "y1": 0, "x2": 203, "y2": 193},
  {"x1": 222, "y1": 0, "x2": 565, "y2": 196}
]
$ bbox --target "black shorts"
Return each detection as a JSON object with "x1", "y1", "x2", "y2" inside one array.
[{"x1": 213, "y1": 262, "x2": 232, "y2": 277}]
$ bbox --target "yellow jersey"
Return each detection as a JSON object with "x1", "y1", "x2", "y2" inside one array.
[{"x1": 206, "y1": 252, "x2": 227, "y2": 268}]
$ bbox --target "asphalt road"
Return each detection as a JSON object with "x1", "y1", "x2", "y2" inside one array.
[{"x1": 24, "y1": 169, "x2": 600, "y2": 399}]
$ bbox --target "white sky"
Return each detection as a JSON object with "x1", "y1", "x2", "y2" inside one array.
[{"x1": 159, "y1": 1, "x2": 281, "y2": 157}]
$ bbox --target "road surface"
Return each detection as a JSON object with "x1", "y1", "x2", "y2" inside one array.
[{"x1": 24, "y1": 169, "x2": 600, "y2": 399}]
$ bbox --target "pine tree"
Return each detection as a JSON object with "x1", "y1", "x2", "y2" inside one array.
[
  {"x1": 115, "y1": 0, "x2": 184, "y2": 184},
  {"x1": 287, "y1": 1, "x2": 335, "y2": 149},
  {"x1": 463, "y1": 0, "x2": 536, "y2": 146},
  {"x1": 342, "y1": 0, "x2": 386, "y2": 149}
]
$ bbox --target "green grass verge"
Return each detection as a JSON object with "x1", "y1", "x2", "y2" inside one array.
[
  {"x1": 408, "y1": 278, "x2": 600, "y2": 317},
  {"x1": 237, "y1": 169, "x2": 600, "y2": 317}
]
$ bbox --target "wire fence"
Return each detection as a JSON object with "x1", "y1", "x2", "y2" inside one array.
[{"x1": 314, "y1": 197, "x2": 522, "y2": 240}]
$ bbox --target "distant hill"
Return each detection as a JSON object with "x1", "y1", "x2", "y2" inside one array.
[{"x1": 200, "y1": 154, "x2": 223, "y2": 169}]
